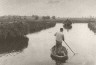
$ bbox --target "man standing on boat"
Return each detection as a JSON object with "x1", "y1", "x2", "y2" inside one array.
[
  {"x1": 54, "y1": 28, "x2": 64, "y2": 45},
  {"x1": 51, "y1": 28, "x2": 68, "y2": 65}
]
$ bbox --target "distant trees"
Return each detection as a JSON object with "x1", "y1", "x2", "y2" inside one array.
[
  {"x1": 42, "y1": 16, "x2": 50, "y2": 20},
  {"x1": 32, "y1": 15, "x2": 39, "y2": 20},
  {"x1": 52, "y1": 16, "x2": 56, "y2": 19},
  {"x1": 0, "y1": 15, "x2": 57, "y2": 23},
  {"x1": 29, "y1": 15, "x2": 56, "y2": 20},
  {"x1": 42, "y1": 16, "x2": 56, "y2": 20}
]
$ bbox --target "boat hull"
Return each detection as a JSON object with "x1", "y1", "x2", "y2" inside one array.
[
  {"x1": 50, "y1": 45, "x2": 68, "y2": 63},
  {"x1": 63, "y1": 24, "x2": 72, "y2": 29},
  {"x1": 51, "y1": 54, "x2": 68, "y2": 63}
]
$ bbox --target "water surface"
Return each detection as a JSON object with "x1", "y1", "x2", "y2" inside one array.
[{"x1": 0, "y1": 23, "x2": 96, "y2": 65}]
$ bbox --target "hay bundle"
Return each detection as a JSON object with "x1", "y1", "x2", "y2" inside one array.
[{"x1": 50, "y1": 45, "x2": 68, "y2": 63}]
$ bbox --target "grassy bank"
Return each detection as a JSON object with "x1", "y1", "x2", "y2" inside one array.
[
  {"x1": 0, "y1": 20, "x2": 56, "y2": 38},
  {"x1": 0, "y1": 16, "x2": 56, "y2": 54},
  {"x1": 88, "y1": 21, "x2": 96, "y2": 33},
  {"x1": 0, "y1": 36, "x2": 28, "y2": 54},
  {"x1": 56, "y1": 18, "x2": 94, "y2": 23}
]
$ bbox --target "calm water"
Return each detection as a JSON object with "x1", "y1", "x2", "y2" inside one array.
[{"x1": 0, "y1": 23, "x2": 96, "y2": 65}]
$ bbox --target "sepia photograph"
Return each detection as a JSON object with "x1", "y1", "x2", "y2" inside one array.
[{"x1": 0, "y1": 0, "x2": 96, "y2": 65}]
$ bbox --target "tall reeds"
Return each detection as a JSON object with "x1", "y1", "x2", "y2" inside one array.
[
  {"x1": 88, "y1": 21, "x2": 96, "y2": 33},
  {"x1": 0, "y1": 17, "x2": 56, "y2": 54}
]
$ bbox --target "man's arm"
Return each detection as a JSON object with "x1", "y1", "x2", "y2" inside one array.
[{"x1": 62, "y1": 35, "x2": 64, "y2": 41}]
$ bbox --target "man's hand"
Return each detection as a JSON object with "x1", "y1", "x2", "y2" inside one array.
[{"x1": 62, "y1": 36, "x2": 64, "y2": 41}]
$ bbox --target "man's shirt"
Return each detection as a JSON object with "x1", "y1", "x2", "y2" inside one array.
[{"x1": 55, "y1": 32, "x2": 64, "y2": 43}]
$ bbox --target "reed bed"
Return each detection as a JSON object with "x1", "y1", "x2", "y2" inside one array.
[
  {"x1": 88, "y1": 21, "x2": 96, "y2": 33},
  {"x1": 0, "y1": 18, "x2": 56, "y2": 54}
]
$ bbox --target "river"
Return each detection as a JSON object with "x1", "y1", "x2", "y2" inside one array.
[{"x1": 0, "y1": 23, "x2": 96, "y2": 65}]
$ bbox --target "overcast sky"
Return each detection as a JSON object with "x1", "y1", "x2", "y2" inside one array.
[{"x1": 0, "y1": 0, "x2": 96, "y2": 17}]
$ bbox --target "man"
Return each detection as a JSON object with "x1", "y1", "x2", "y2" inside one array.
[
  {"x1": 50, "y1": 28, "x2": 68, "y2": 65},
  {"x1": 54, "y1": 28, "x2": 64, "y2": 46}
]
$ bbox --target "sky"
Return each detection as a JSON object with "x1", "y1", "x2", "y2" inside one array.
[{"x1": 0, "y1": 0, "x2": 96, "y2": 17}]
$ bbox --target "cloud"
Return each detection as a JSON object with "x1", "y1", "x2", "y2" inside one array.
[
  {"x1": 5, "y1": 0, "x2": 40, "y2": 6},
  {"x1": 47, "y1": 0, "x2": 74, "y2": 4},
  {"x1": 48, "y1": 0, "x2": 62, "y2": 4}
]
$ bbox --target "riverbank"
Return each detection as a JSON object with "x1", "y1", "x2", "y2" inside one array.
[
  {"x1": 88, "y1": 21, "x2": 96, "y2": 33},
  {"x1": 0, "y1": 36, "x2": 29, "y2": 54},
  {"x1": 0, "y1": 16, "x2": 56, "y2": 54}
]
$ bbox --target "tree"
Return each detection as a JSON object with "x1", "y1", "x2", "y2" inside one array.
[
  {"x1": 32, "y1": 15, "x2": 39, "y2": 20},
  {"x1": 42, "y1": 16, "x2": 50, "y2": 20},
  {"x1": 52, "y1": 16, "x2": 56, "y2": 19}
]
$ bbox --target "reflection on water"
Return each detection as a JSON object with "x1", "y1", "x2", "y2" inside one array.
[{"x1": 0, "y1": 23, "x2": 96, "y2": 65}]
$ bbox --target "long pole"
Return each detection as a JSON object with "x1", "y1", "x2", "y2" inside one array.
[{"x1": 64, "y1": 41, "x2": 75, "y2": 55}]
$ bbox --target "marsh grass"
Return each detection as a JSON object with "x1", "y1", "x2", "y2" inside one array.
[
  {"x1": 88, "y1": 21, "x2": 96, "y2": 33},
  {"x1": 0, "y1": 17, "x2": 56, "y2": 54}
]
